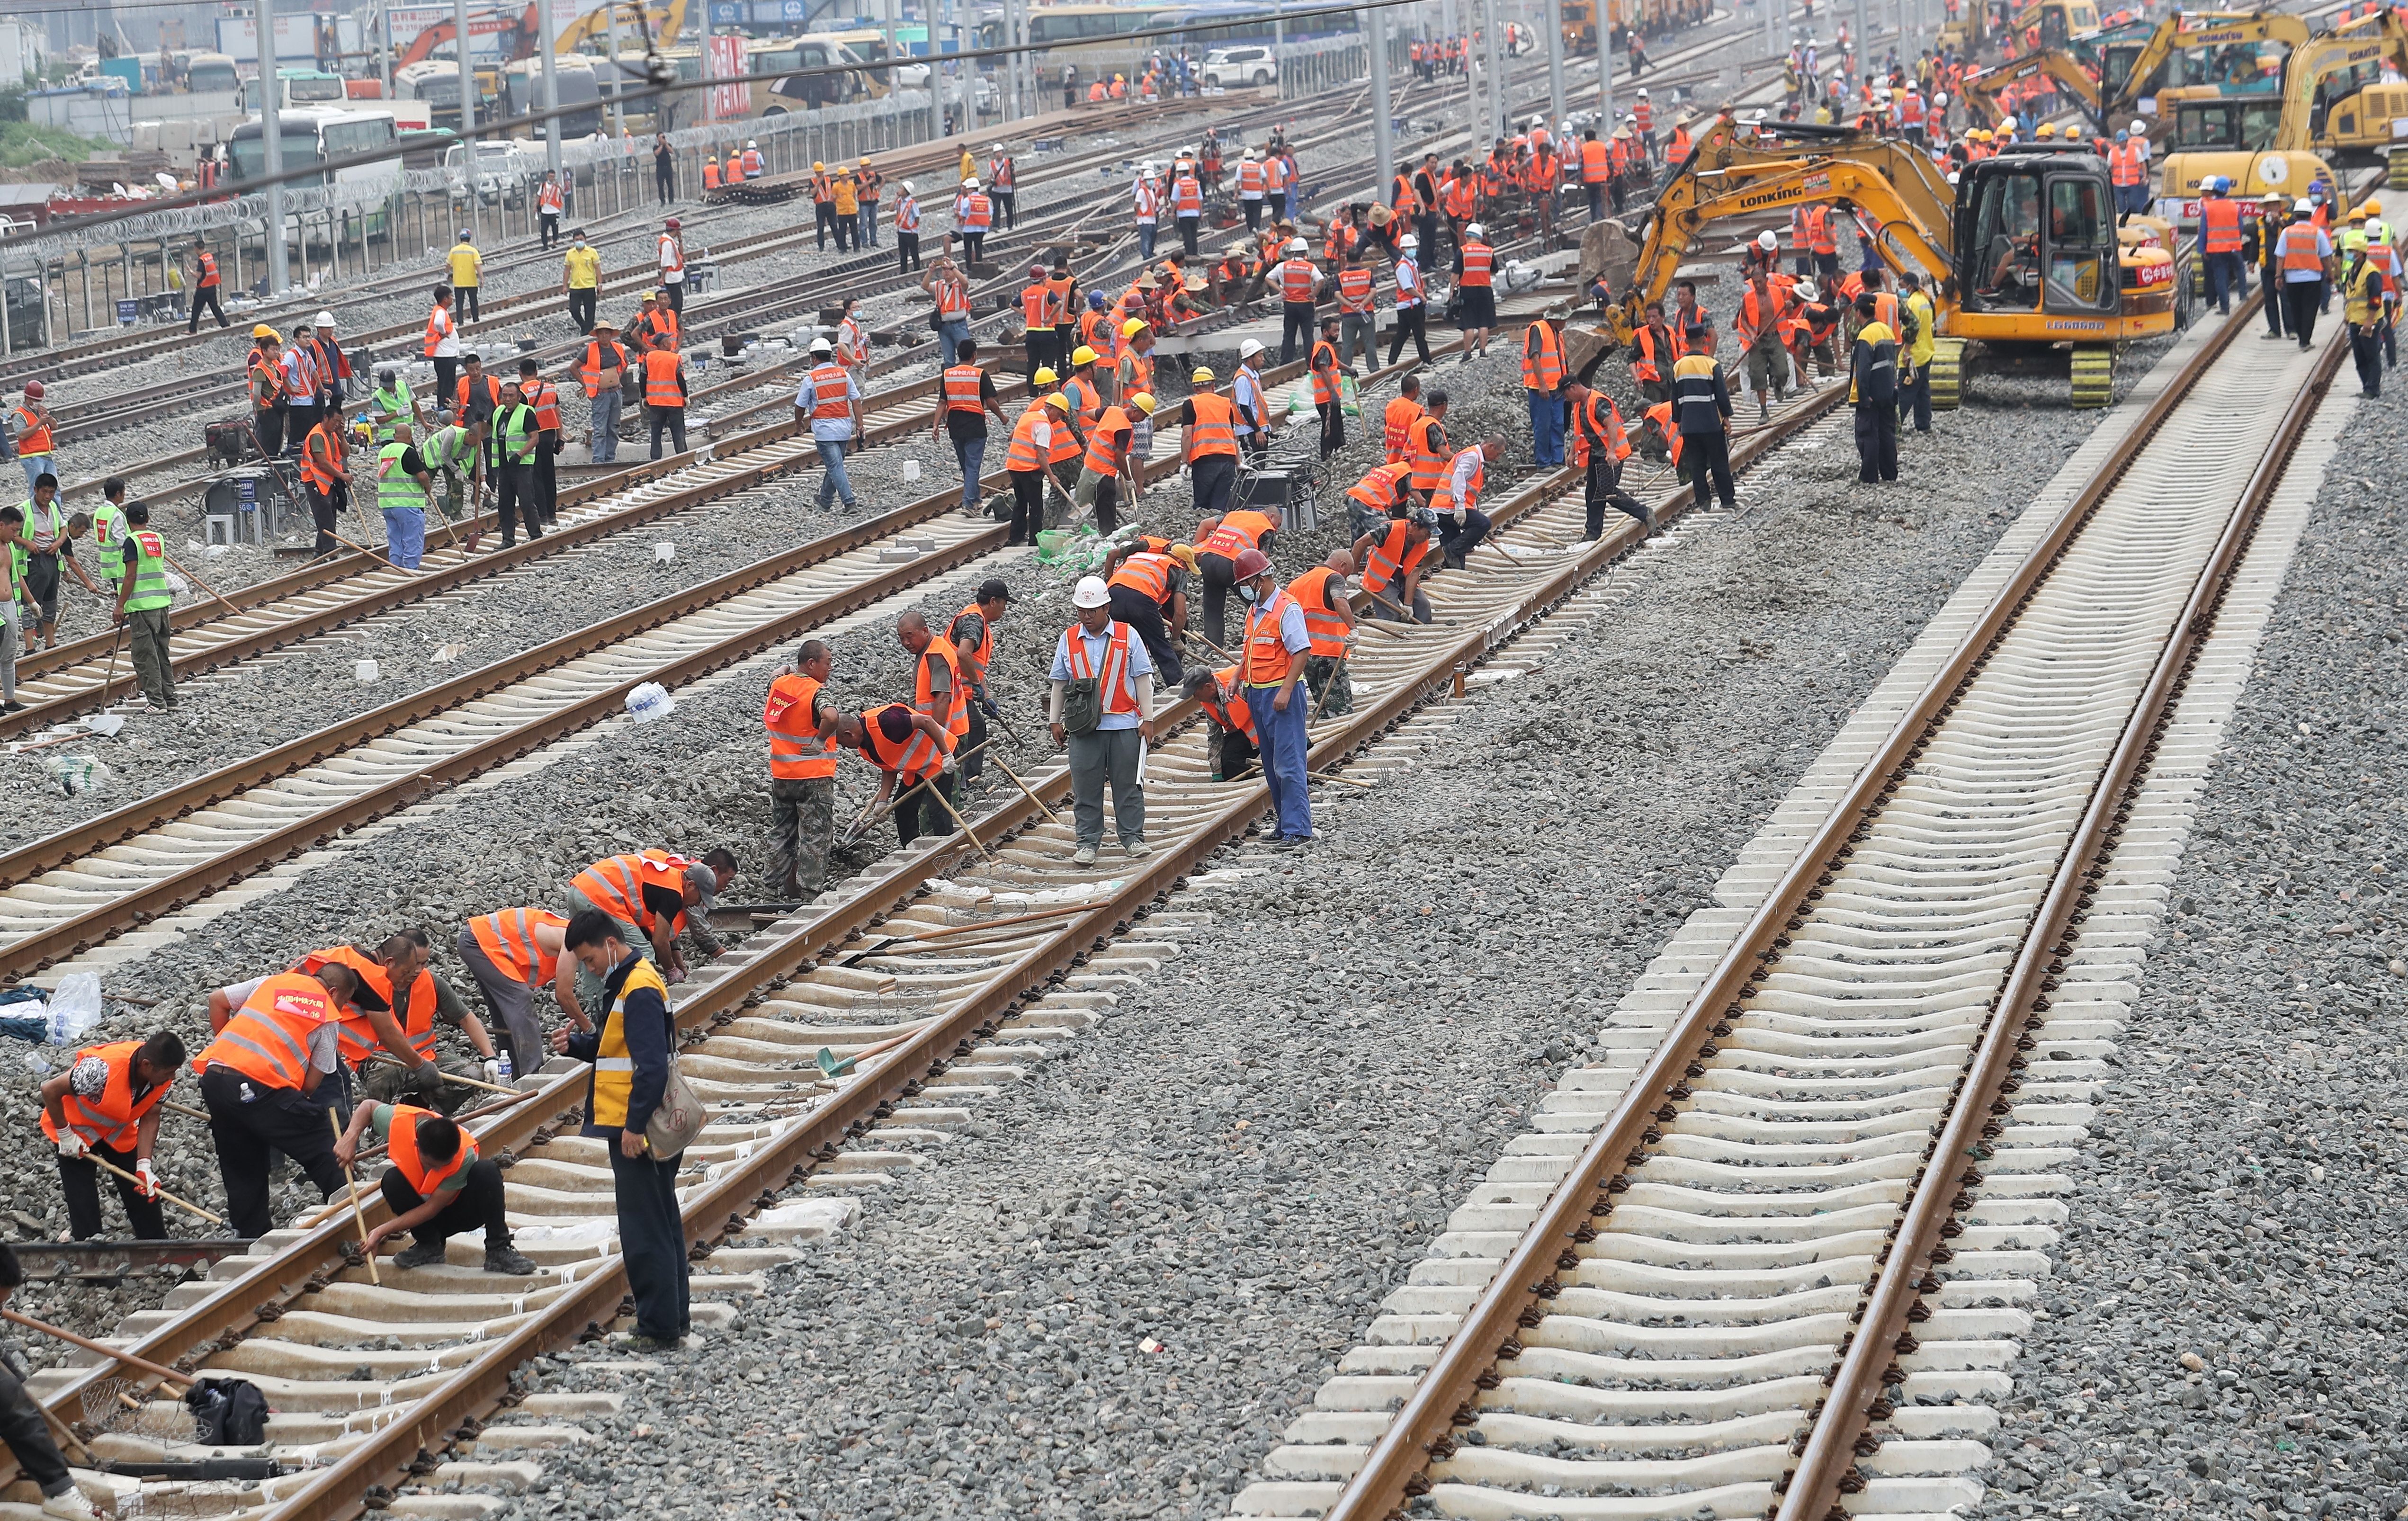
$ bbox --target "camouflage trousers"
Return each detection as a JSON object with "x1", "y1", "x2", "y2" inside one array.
[
  {"x1": 1305, "y1": 655, "x2": 1352, "y2": 717},
  {"x1": 361, "y1": 1054, "x2": 486, "y2": 1116},
  {"x1": 771, "y1": 776, "x2": 837, "y2": 896}
]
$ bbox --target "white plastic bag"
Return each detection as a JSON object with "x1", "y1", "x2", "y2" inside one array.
[
  {"x1": 44, "y1": 973, "x2": 103, "y2": 1046},
  {"x1": 627, "y1": 681, "x2": 675, "y2": 723},
  {"x1": 42, "y1": 753, "x2": 112, "y2": 797}
]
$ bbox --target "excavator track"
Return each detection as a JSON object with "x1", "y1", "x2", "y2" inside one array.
[
  {"x1": 2070, "y1": 342, "x2": 2116, "y2": 407},
  {"x1": 1927, "y1": 337, "x2": 1968, "y2": 410}
]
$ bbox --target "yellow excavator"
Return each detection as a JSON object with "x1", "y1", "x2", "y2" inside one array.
[
  {"x1": 1602, "y1": 118, "x2": 2186, "y2": 408},
  {"x1": 2153, "y1": 9, "x2": 2408, "y2": 188},
  {"x1": 1960, "y1": 48, "x2": 2110, "y2": 132},
  {"x1": 1961, "y1": 9, "x2": 2318, "y2": 134}
]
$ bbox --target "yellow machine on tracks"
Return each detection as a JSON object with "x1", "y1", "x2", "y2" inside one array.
[{"x1": 1604, "y1": 118, "x2": 2188, "y2": 408}]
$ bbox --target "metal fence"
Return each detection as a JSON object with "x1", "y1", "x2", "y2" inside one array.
[
  {"x1": 0, "y1": 90, "x2": 936, "y2": 349},
  {"x1": 1276, "y1": 32, "x2": 1414, "y2": 101}
]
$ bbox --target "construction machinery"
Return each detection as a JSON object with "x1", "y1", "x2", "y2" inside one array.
[
  {"x1": 394, "y1": 0, "x2": 684, "y2": 71},
  {"x1": 2152, "y1": 9, "x2": 2408, "y2": 183},
  {"x1": 1601, "y1": 117, "x2": 2187, "y2": 408},
  {"x1": 1960, "y1": 47, "x2": 2109, "y2": 131}
]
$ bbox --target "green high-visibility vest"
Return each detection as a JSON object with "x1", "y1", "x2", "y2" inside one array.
[
  {"x1": 421, "y1": 426, "x2": 472, "y2": 473},
  {"x1": 497, "y1": 403, "x2": 538, "y2": 465},
  {"x1": 92, "y1": 501, "x2": 125, "y2": 583},
  {"x1": 376, "y1": 442, "x2": 427, "y2": 515},
  {"x1": 123, "y1": 529, "x2": 171, "y2": 612},
  {"x1": 371, "y1": 381, "x2": 414, "y2": 442}
]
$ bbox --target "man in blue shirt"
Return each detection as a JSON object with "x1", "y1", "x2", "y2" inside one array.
[
  {"x1": 1233, "y1": 548, "x2": 1313, "y2": 844},
  {"x1": 1049, "y1": 576, "x2": 1156, "y2": 866},
  {"x1": 2275, "y1": 197, "x2": 2336, "y2": 353},
  {"x1": 794, "y1": 336, "x2": 864, "y2": 510}
]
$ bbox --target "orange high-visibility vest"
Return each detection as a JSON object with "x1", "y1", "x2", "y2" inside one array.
[
  {"x1": 1278, "y1": 258, "x2": 1319, "y2": 304},
  {"x1": 573, "y1": 850, "x2": 693, "y2": 941},
  {"x1": 1109, "y1": 551, "x2": 1174, "y2": 603},
  {"x1": 40, "y1": 1041, "x2": 169, "y2": 1152},
  {"x1": 1185, "y1": 392, "x2": 1239, "y2": 459},
  {"x1": 1580, "y1": 139, "x2": 1612, "y2": 183},
  {"x1": 1361, "y1": 519, "x2": 1431, "y2": 594},
  {"x1": 2200, "y1": 197, "x2": 2243, "y2": 255},
  {"x1": 941, "y1": 363, "x2": 985, "y2": 414},
  {"x1": 1240, "y1": 589, "x2": 1300, "y2": 685},
  {"x1": 1459, "y1": 243, "x2": 1493, "y2": 287},
  {"x1": 469, "y1": 908, "x2": 568, "y2": 989},
  {"x1": 1349, "y1": 460, "x2": 1413, "y2": 513},
  {"x1": 196, "y1": 974, "x2": 336, "y2": 1088},
  {"x1": 1520, "y1": 322, "x2": 1565, "y2": 391},
  {"x1": 2280, "y1": 222, "x2": 2326, "y2": 271},
  {"x1": 805, "y1": 363, "x2": 851, "y2": 420},
  {"x1": 1405, "y1": 414, "x2": 1450, "y2": 492},
  {"x1": 1381, "y1": 398, "x2": 1423, "y2": 460},
  {"x1": 1287, "y1": 566, "x2": 1349, "y2": 656},
  {"x1": 765, "y1": 671, "x2": 841, "y2": 779},
  {"x1": 1201, "y1": 665, "x2": 1257, "y2": 743},
  {"x1": 295, "y1": 945, "x2": 439, "y2": 1069},
  {"x1": 385, "y1": 1103, "x2": 476, "y2": 1197},
  {"x1": 1064, "y1": 621, "x2": 1139, "y2": 715},
  {"x1": 1204, "y1": 508, "x2": 1276, "y2": 558},
  {"x1": 643, "y1": 349, "x2": 682, "y2": 407},
  {"x1": 1569, "y1": 392, "x2": 1632, "y2": 468},
  {"x1": 1083, "y1": 405, "x2": 1137, "y2": 476}
]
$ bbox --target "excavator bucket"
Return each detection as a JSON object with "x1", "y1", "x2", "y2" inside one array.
[
  {"x1": 1579, "y1": 220, "x2": 1639, "y2": 298},
  {"x1": 1563, "y1": 322, "x2": 1618, "y2": 383}
]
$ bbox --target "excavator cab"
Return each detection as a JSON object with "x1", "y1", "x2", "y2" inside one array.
[{"x1": 1958, "y1": 151, "x2": 2121, "y2": 317}]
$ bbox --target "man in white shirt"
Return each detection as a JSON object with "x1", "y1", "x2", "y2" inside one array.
[
  {"x1": 1389, "y1": 234, "x2": 1431, "y2": 365},
  {"x1": 1048, "y1": 576, "x2": 1155, "y2": 866},
  {"x1": 657, "y1": 217, "x2": 687, "y2": 314},
  {"x1": 793, "y1": 337, "x2": 862, "y2": 510}
]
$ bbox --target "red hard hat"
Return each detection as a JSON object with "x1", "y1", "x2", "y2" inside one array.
[
  {"x1": 1233, "y1": 547, "x2": 1271, "y2": 580},
  {"x1": 664, "y1": 217, "x2": 681, "y2": 230},
  {"x1": 22, "y1": 381, "x2": 41, "y2": 399}
]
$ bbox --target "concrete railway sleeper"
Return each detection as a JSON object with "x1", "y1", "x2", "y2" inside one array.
[
  {"x1": 0, "y1": 324, "x2": 1849, "y2": 1521},
  {"x1": 1243, "y1": 299, "x2": 2355, "y2": 1521}
]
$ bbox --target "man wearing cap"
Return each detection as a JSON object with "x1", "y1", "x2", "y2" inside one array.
[
  {"x1": 447, "y1": 230, "x2": 483, "y2": 323},
  {"x1": 2277, "y1": 197, "x2": 2334, "y2": 351},
  {"x1": 562, "y1": 849, "x2": 734, "y2": 1009},
  {"x1": 1231, "y1": 548, "x2": 1313, "y2": 846},
  {"x1": 795, "y1": 338, "x2": 862, "y2": 511},
  {"x1": 1049, "y1": 576, "x2": 1156, "y2": 866},
  {"x1": 763, "y1": 639, "x2": 843, "y2": 900},
  {"x1": 563, "y1": 228, "x2": 601, "y2": 333}
]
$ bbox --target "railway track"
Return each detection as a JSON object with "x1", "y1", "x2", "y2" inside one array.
[
  {"x1": 1229, "y1": 297, "x2": 2350, "y2": 1521},
  {"x1": 6, "y1": 320, "x2": 1837, "y2": 1521}
]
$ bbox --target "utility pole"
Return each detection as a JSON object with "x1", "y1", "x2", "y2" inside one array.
[
  {"x1": 258, "y1": 0, "x2": 287, "y2": 294},
  {"x1": 536, "y1": 0, "x2": 560, "y2": 176},
  {"x1": 1370, "y1": 2, "x2": 1394, "y2": 199},
  {"x1": 700, "y1": 0, "x2": 714, "y2": 125},
  {"x1": 1854, "y1": 0, "x2": 1867, "y2": 81},
  {"x1": 1482, "y1": 0, "x2": 1504, "y2": 142},
  {"x1": 1543, "y1": 0, "x2": 1564, "y2": 128},
  {"x1": 605, "y1": 2, "x2": 625, "y2": 136},
  {"x1": 454, "y1": 0, "x2": 477, "y2": 243}
]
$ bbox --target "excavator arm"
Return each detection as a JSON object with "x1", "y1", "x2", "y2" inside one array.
[
  {"x1": 2098, "y1": 9, "x2": 2310, "y2": 119},
  {"x1": 556, "y1": 0, "x2": 687, "y2": 55},
  {"x1": 1608, "y1": 158, "x2": 1955, "y2": 344},
  {"x1": 395, "y1": 2, "x2": 539, "y2": 70},
  {"x1": 2275, "y1": 16, "x2": 2408, "y2": 152},
  {"x1": 1962, "y1": 48, "x2": 2105, "y2": 131}
]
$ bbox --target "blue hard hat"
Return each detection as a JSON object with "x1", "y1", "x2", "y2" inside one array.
[
  {"x1": 1087, "y1": 290, "x2": 1106, "y2": 310},
  {"x1": 2115, "y1": 129, "x2": 2129, "y2": 141}
]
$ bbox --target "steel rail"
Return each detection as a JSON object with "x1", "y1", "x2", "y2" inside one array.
[
  {"x1": 8, "y1": 322, "x2": 1839, "y2": 1518},
  {"x1": 1316, "y1": 296, "x2": 2267, "y2": 1521},
  {"x1": 1775, "y1": 314, "x2": 2347, "y2": 1521}
]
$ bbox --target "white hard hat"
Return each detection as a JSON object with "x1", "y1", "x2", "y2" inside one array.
[
  {"x1": 1288, "y1": 237, "x2": 1309, "y2": 253},
  {"x1": 1399, "y1": 233, "x2": 1418, "y2": 248},
  {"x1": 313, "y1": 310, "x2": 335, "y2": 327},
  {"x1": 1757, "y1": 230, "x2": 1777, "y2": 249},
  {"x1": 1638, "y1": 87, "x2": 1649, "y2": 97},
  {"x1": 2295, "y1": 196, "x2": 2315, "y2": 213},
  {"x1": 1239, "y1": 338, "x2": 1265, "y2": 360},
  {"x1": 809, "y1": 337, "x2": 833, "y2": 354},
  {"x1": 901, "y1": 179, "x2": 914, "y2": 195},
  {"x1": 964, "y1": 176, "x2": 981, "y2": 188},
  {"x1": 1072, "y1": 575, "x2": 1111, "y2": 608},
  {"x1": 2130, "y1": 118, "x2": 2147, "y2": 135},
  {"x1": 1465, "y1": 222, "x2": 1485, "y2": 237}
]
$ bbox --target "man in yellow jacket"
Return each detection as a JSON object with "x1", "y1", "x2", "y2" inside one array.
[
  {"x1": 1896, "y1": 271, "x2": 1937, "y2": 436},
  {"x1": 447, "y1": 231, "x2": 483, "y2": 322}
]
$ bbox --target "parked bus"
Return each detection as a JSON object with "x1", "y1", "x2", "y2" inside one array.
[
  {"x1": 968, "y1": 2, "x2": 1357, "y2": 57},
  {"x1": 186, "y1": 51, "x2": 242, "y2": 94},
  {"x1": 242, "y1": 67, "x2": 348, "y2": 112},
  {"x1": 395, "y1": 58, "x2": 501, "y2": 131},
  {"x1": 502, "y1": 54, "x2": 605, "y2": 136},
  {"x1": 739, "y1": 36, "x2": 875, "y2": 112},
  {"x1": 228, "y1": 108, "x2": 403, "y2": 233}
]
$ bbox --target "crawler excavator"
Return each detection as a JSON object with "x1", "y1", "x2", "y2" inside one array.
[{"x1": 1596, "y1": 118, "x2": 2189, "y2": 409}]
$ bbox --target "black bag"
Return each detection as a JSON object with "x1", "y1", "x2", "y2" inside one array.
[{"x1": 186, "y1": 1377, "x2": 269, "y2": 1447}]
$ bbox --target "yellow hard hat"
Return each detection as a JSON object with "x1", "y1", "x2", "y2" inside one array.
[
  {"x1": 1128, "y1": 391, "x2": 1156, "y2": 415},
  {"x1": 2035, "y1": 122, "x2": 2057, "y2": 138},
  {"x1": 2365, "y1": 196, "x2": 2384, "y2": 215},
  {"x1": 1120, "y1": 318, "x2": 1148, "y2": 339},
  {"x1": 812, "y1": 161, "x2": 824, "y2": 171},
  {"x1": 1046, "y1": 391, "x2": 1071, "y2": 412},
  {"x1": 251, "y1": 323, "x2": 278, "y2": 340},
  {"x1": 2350, "y1": 206, "x2": 2370, "y2": 222},
  {"x1": 1071, "y1": 345, "x2": 1099, "y2": 366},
  {"x1": 1190, "y1": 366, "x2": 1215, "y2": 384},
  {"x1": 1032, "y1": 366, "x2": 1058, "y2": 386}
]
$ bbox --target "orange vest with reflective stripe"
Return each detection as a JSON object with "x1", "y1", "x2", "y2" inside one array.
[
  {"x1": 941, "y1": 364, "x2": 985, "y2": 414},
  {"x1": 1006, "y1": 402, "x2": 1055, "y2": 472},
  {"x1": 1065, "y1": 620, "x2": 1138, "y2": 716},
  {"x1": 1204, "y1": 509, "x2": 1275, "y2": 558},
  {"x1": 385, "y1": 1103, "x2": 476, "y2": 1197},
  {"x1": 918, "y1": 637, "x2": 971, "y2": 737},
  {"x1": 1459, "y1": 243, "x2": 1493, "y2": 288},
  {"x1": 1240, "y1": 589, "x2": 1300, "y2": 685},
  {"x1": 1382, "y1": 398, "x2": 1423, "y2": 461},
  {"x1": 300, "y1": 418, "x2": 347, "y2": 492},
  {"x1": 1521, "y1": 322, "x2": 1565, "y2": 391},
  {"x1": 1580, "y1": 139, "x2": 1612, "y2": 183},
  {"x1": 643, "y1": 349, "x2": 682, "y2": 408},
  {"x1": 951, "y1": 600, "x2": 996, "y2": 679},
  {"x1": 2109, "y1": 141, "x2": 2145, "y2": 186},
  {"x1": 1347, "y1": 460, "x2": 1413, "y2": 514},
  {"x1": 765, "y1": 671, "x2": 840, "y2": 779},
  {"x1": 1202, "y1": 664, "x2": 1257, "y2": 743},
  {"x1": 470, "y1": 907, "x2": 567, "y2": 989},
  {"x1": 573, "y1": 850, "x2": 691, "y2": 940},
  {"x1": 41, "y1": 1041, "x2": 168, "y2": 1151},
  {"x1": 1569, "y1": 393, "x2": 1632, "y2": 468},
  {"x1": 806, "y1": 363, "x2": 851, "y2": 420},
  {"x1": 579, "y1": 340, "x2": 624, "y2": 399},
  {"x1": 1109, "y1": 550, "x2": 1174, "y2": 602},
  {"x1": 197, "y1": 974, "x2": 335, "y2": 1089},
  {"x1": 1310, "y1": 339, "x2": 1342, "y2": 405},
  {"x1": 1337, "y1": 268, "x2": 1375, "y2": 313},
  {"x1": 1279, "y1": 259, "x2": 1319, "y2": 304},
  {"x1": 1362, "y1": 519, "x2": 1430, "y2": 594},
  {"x1": 856, "y1": 705, "x2": 949, "y2": 782},
  {"x1": 1288, "y1": 566, "x2": 1349, "y2": 656},
  {"x1": 297, "y1": 945, "x2": 439, "y2": 1068},
  {"x1": 1432, "y1": 447, "x2": 1484, "y2": 515},
  {"x1": 1185, "y1": 392, "x2": 1239, "y2": 459},
  {"x1": 1406, "y1": 414, "x2": 1450, "y2": 491},
  {"x1": 2201, "y1": 197, "x2": 2243, "y2": 255},
  {"x1": 1083, "y1": 405, "x2": 1137, "y2": 476}
]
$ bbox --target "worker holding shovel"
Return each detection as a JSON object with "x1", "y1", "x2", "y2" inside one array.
[{"x1": 39, "y1": 1030, "x2": 188, "y2": 1242}]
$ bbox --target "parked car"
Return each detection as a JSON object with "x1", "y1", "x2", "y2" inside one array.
[
  {"x1": 443, "y1": 140, "x2": 537, "y2": 206},
  {"x1": 1201, "y1": 46, "x2": 1277, "y2": 89}
]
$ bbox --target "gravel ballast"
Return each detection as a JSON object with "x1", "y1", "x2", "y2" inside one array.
[
  {"x1": 491, "y1": 360, "x2": 2131, "y2": 1521},
  {"x1": 1949, "y1": 378, "x2": 2407, "y2": 1520}
]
